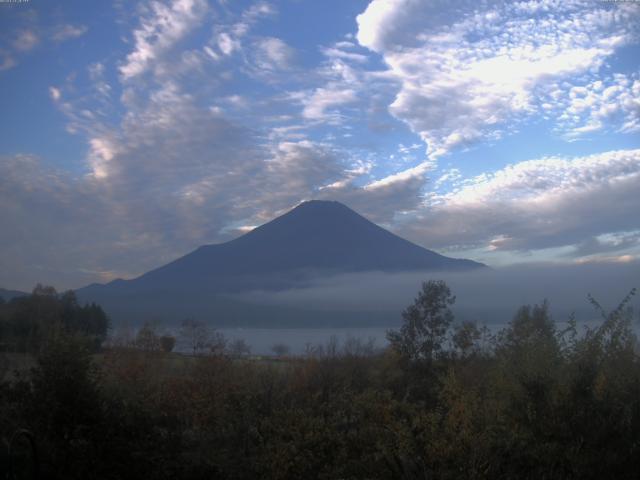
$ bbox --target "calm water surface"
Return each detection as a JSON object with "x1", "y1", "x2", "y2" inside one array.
[{"x1": 163, "y1": 319, "x2": 632, "y2": 356}]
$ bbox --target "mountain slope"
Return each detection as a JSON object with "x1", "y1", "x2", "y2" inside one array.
[
  {"x1": 89, "y1": 200, "x2": 483, "y2": 292},
  {"x1": 0, "y1": 288, "x2": 28, "y2": 301},
  {"x1": 77, "y1": 200, "x2": 486, "y2": 324}
]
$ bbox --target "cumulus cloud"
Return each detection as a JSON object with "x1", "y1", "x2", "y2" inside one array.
[
  {"x1": 557, "y1": 73, "x2": 640, "y2": 137},
  {"x1": 356, "y1": 0, "x2": 420, "y2": 53},
  {"x1": 357, "y1": 0, "x2": 640, "y2": 158}
]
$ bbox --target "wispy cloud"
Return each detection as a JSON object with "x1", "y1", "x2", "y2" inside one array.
[
  {"x1": 300, "y1": 86, "x2": 358, "y2": 123},
  {"x1": 252, "y1": 36, "x2": 295, "y2": 71},
  {"x1": 51, "y1": 24, "x2": 88, "y2": 42},
  {"x1": 0, "y1": 12, "x2": 88, "y2": 72},
  {"x1": 13, "y1": 29, "x2": 38, "y2": 51},
  {"x1": 120, "y1": 0, "x2": 208, "y2": 79}
]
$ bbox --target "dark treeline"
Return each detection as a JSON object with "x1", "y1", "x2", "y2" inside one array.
[
  {"x1": 1, "y1": 282, "x2": 639, "y2": 479},
  {"x1": 0, "y1": 284, "x2": 109, "y2": 353}
]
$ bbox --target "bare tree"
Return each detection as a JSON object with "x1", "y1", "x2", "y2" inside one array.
[
  {"x1": 228, "y1": 338, "x2": 251, "y2": 358},
  {"x1": 180, "y1": 318, "x2": 212, "y2": 356},
  {"x1": 209, "y1": 330, "x2": 228, "y2": 356},
  {"x1": 271, "y1": 343, "x2": 290, "y2": 357}
]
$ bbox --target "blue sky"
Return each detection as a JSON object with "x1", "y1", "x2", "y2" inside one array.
[{"x1": 1, "y1": 0, "x2": 639, "y2": 290}]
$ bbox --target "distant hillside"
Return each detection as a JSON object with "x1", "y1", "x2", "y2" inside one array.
[
  {"x1": 0, "y1": 288, "x2": 28, "y2": 302},
  {"x1": 77, "y1": 200, "x2": 486, "y2": 325}
]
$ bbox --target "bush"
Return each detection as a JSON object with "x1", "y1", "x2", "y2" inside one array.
[{"x1": 159, "y1": 335, "x2": 176, "y2": 353}]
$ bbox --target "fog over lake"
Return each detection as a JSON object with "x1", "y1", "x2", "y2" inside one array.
[
  {"x1": 236, "y1": 260, "x2": 640, "y2": 321},
  {"x1": 147, "y1": 260, "x2": 640, "y2": 355}
]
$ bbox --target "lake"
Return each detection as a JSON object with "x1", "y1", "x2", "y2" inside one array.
[
  {"x1": 163, "y1": 317, "x2": 630, "y2": 356},
  {"x1": 180, "y1": 327, "x2": 393, "y2": 356}
]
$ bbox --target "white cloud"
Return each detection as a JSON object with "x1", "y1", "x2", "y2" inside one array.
[
  {"x1": 433, "y1": 168, "x2": 461, "y2": 189},
  {"x1": 207, "y1": 2, "x2": 276, "y2": 62},
  {"x1": 242, "y1": 1, "x2": 276, "y2": 22},
  {"x1": 301, "y1": 86, "x2": 357, "y2": 123},
  {"x1": 356, "y1": 0, "x2": 411, "y2": 53},
  {"x1": 357, "y1": 0, "x2": 640, "y2": 158},
  {"x1": 120, "y1": 0, "x2": 208, "y2": 79},
  {"x1": 217, "y1": 32, "x2": 239, "y2": 56},
  {"x1": 87, "y1": 62, "x2": 112, "y2": 99},
  {"x1": 1, "y1": 17, "x2": 88, "y2": 73},
  {"x1": 13, "y1": 29, "x2": 39, "y2": 52},
  {"x1": 322, "y1": 46, "x2": 369, "y2": 64},
  {"x1": 364, "y1": 160, "x2": 433, "y2": 190},
  {"x1": 0, "y1": 155, "x2": 135, "y2": 290},
  {"x1": 400, "y1": 149, "x2": 640, "y2": 255},
  {"x1": 7, "y1": 0, "x2": 639, "y2": 290},
  {"x1": 263, "y1": 140, "x2": 345, "y2": 196},
  {"x1": 573, "y1": 230, "x2": 640, "y2": 259},
  {"x1": 49, "y1": 86, "x2": 61, "y2": 101},
  {"x1": 88, "y1": 137, "x2": 118, "y2": 179},
  {"x1": 254, "y1": 37, "x2": 294, "y2": 70},
  {"x1": 557, "y1": 73, "x2": 640, "y2": 137},
  {"x1": 0, "y1": 50, "x2": 16, "y2": 71},
  {"x1": 51, "y1": 24, "x2": 88, "y2": 42}
]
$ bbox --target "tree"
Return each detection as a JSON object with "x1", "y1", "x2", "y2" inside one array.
[
  {"x1": 108, "y1": 322, "x2": 135, "y2": 348},
  {"x1": 159, "y1": 335, "x2": 176, "y2": 353},
  {"x1": 26, "y1": 334, "x2": 103, "y2": 477},
  {"x1": 209, "y1": 330, "x2": 227, "y2": 356},
  {"x1": 135, "y1": 322, "x2": 159, "y2": 351},
  {"x1": 60, "y1": 291, "x2": 110, "y2": 351},
  {"x1": 32, "y1": 284, "x2": 57, "y2": 297},
  {"x1": 496, "y1": 301, "x2": 558, "y2": 359},
  {"x1": 451, "y1": 321, "x2": 482, "y2": 359},
  {"x1": 271, "y1": 343, "x2": 291, "y2": 357},
  {"x1": 228, "y1": 338, "x2": 251, "y2": 358},
  {"x1": 387, "y1": 280, "x2": 455, "y2": 362},
  {"x1": 180, "y1": 318, "x2": 212, "y2": 356},
  {"x1": 2, "y1": 286, "x2": 110, "y2": 353}
]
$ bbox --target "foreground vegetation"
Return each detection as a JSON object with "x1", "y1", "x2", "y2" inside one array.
[{"x1": 1, "y1": 282, "x2": 639, "y2": 479}]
